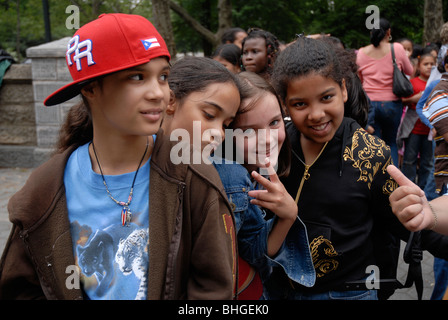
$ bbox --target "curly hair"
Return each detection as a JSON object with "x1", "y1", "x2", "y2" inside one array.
[{"x1": 271, "y1": 37, "x2": 344, "y2": 104}]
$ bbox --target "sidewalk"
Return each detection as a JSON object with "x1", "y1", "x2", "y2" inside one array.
[
  {"x1": 0, "y1": 166, "x2": 436, "y2": 299},
  {"x1": 0, "y1": 167, "x2": 33, "y2": 257}
]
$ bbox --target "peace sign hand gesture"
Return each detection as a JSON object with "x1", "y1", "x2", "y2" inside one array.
[
  {"x1": 247, "y1": 159, "x2": 298, "y2": 222},
  {"x1": 247, "y1": 158, "x2": 298, "y2": 257}
]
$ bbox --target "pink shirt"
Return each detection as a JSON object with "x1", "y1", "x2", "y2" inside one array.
[{"x1": 356, "y1": 42, "x2": 414, "y2": 101}]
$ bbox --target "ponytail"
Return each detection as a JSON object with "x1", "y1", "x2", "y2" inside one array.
[
  {"x1": 54, "y1": 99, "x2": 93, "y2": 154},
  {"x1": 370, "y1": 18, "x2": 391, "y2": 47}
]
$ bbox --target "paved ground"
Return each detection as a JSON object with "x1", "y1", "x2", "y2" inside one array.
[{"x1": 0, "y1": 167, "x2": 438, "y2": 299}]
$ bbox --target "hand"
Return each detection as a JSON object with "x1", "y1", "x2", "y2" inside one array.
[
  {"x1": 387, "y1": 165, "x2": 434, "y2": 231},
  {"x1": 248, "y1": 158, "x2": 297, "y2": 222},
  {"x1": 431, "y1": 127, "x2": 437, "y2": 138}
]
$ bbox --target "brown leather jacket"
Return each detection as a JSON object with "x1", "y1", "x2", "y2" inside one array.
[{"x1": 0, "y1": 129, "x2": 237, "y2": 300}]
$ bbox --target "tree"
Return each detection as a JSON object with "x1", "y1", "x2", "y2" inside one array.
[
  {"x1": 168, "y1": 0, "x2": 231, "y2": 54},
  {"x1": 152, "y1": 0, "x2": 176, "y2": 57},
  {"x1": 1, "y1": 0, "x2": 448, "y2": 61},
  {"x1": 423, "y1": 0, "x2": 444, "y2": 44}
]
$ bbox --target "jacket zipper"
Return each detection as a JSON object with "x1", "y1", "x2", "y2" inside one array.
[
  {"x1": 294, "y1": 141, "x2": 328, "y2": 204},
  {"x1": 164, "y1": 182, "x2": 185, "y2": 300},
  {"x1": 294, "y1": 164, "x2": 311, "y2": 203}
]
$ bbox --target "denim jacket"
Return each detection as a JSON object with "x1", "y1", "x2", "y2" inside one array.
[{"x1": 212, "y1": 157, "x2": 315, "y2": 288}]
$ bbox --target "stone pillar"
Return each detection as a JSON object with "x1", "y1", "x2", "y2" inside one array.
[
  {"x1": 26, "y1": 37, "x2": 80, "y2": 156},
  {"x1": 0, "y1": 63, "x2": 37, "y2": 167},
  {"x1": 0, "y1": 38, "x2": 82, "y2": 167}
]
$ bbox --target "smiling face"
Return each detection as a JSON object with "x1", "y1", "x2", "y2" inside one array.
[
  {"x1": 285, "y1": 73, "x2": 347, "y2": 152},
  {"x1": 232, "y1": 92, "x2": 286, "y2": 172},
  {"x1": 86, "y1": 57, "x2": 171, "y2": 138}
]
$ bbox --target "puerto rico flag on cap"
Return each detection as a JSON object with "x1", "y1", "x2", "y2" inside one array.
[
  {"x1": 141, "y1": 38, "x2": 161, "y2": 50},
  {"x1": 43, "y1": 13, "x2": 170, "y2": 107}
]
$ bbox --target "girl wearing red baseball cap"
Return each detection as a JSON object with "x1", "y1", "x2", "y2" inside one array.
[{"x1": 0, "y1": 14, "x2": 238, "y2": 300}]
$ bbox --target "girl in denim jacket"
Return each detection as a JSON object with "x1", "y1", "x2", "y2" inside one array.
[{"x1": 213, "y1": 72, "x2": 316, "y2": 299}]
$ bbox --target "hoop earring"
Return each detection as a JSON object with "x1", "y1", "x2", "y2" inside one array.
[{"x1": 389, "y1": 35, "x2": 392, "y2": 41}]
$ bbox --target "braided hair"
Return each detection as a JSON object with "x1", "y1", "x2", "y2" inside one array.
[{"x1": 242, "y1": 28, "x2": 280, "y2": 76}]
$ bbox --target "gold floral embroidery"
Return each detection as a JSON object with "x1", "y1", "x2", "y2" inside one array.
[
  {"x1": 343, "y1": 128, "x2": 391, "y2": 190},
  {"x1": 310, "y1": 236, "x2": 339, "y2": 278},
  {"x1": 383, "y1": 178, "x2": 398, "y2": 196}
]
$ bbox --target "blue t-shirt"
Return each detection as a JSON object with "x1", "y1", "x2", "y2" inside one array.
[{"x1": 64, "y1": 141, "x2": 151, "y2": 300}]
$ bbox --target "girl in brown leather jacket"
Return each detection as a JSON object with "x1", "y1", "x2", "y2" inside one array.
[{"x1": 0, "y1": 13, "x2": 237, "y2": 300}]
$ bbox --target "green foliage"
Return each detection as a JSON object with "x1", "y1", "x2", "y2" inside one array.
[
  {"x1": 0, "y1": 0, "x2": 446, "y2": 61},
  {"x1": 0, "y1": 0, "x2": 153, "y2": 62},
  {"x1": 172, "y1": 0, "x2": 219, "y2": 54},
  {"x1": 230, "y1": 0, "x2": 426, "y2": 49}
]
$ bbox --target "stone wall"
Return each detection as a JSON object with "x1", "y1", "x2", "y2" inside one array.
[
  {"x1": 0, "y1": 64, "x2": 35, "y2": 146},
  {"x1": 0, "y1": 37, "x2": 79, "y2": 168},
  {"x1": 0, "y1": 63, "x2": 40, "y2": 167},
  {"x1": 27, "y1": 37, "x2": 80, "y2": 151}
]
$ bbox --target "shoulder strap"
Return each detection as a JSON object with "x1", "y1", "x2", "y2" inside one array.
[
  {"x1": 390, "y1": 43, "x2": 397, "y2": 64},
  {"x1": 400, "y1": 231, "x2": 423, "y2": 300}
]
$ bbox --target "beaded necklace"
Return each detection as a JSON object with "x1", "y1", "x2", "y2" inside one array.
[{"x1": 91, "y1": 137, "x2": 149, "y2": 226}]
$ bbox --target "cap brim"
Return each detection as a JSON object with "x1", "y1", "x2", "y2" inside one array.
[
  {"x1": 43, "y1": 80, "x2": 90, "y2": 106},
  {"x1": 43, "y1": 56, "x2": 170, "y2": 106}
]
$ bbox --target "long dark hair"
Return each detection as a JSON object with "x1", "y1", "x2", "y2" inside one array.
[
  {"x1": 233, "y1": 71, "x2": 291, "y2": 177},
  {"x1": 370, "y1": 18, "x2": 390, "y2": 47},
  {"x1": 212, "y1": 43, "x2": 242, "y2": 69},
  {"x1": 326, "y1": 38, "x2": 369, "y2": 128},
  {"x1": 169, "y1": 56, "x2": 242, "y2": 103},
  {"x1": 221, "y1": 27, "x2": 246, "y2": 44},
  {"x1": 55, "y1": 75, "x2": 109, "y2": 154},
  {"x1": 55, "y1": 100, "x2": 92, "y2": 154}
]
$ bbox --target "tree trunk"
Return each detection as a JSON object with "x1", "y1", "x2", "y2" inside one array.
[
  {"x1": 423, "y1": 0, "x2": 444, "y2": 44},
  {"x1": 16, "y1": 0, "x2": 21, "y2": 61},
  {"x1": 216, "y1": 0, "x2": 232, "y2": 41},
  {"x1": 151, "y1": 0, "x2": 177, "y2": 58},
  {"x1": 168, "y1": 0, "x2": 232, "y2": 48}
]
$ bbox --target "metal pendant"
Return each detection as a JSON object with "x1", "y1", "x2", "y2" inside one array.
[{"x1": 121, "y1": 206, "x2": 132, "y2": 227}]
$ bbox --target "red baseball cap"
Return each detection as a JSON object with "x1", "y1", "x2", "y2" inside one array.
[{"x1": 44, "y1": 13, "x2": 170, "y2": 106}]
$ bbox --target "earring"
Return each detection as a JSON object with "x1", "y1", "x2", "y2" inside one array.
[{"x1": 389, "y1": 35, "x2": 393, "y2": 41}]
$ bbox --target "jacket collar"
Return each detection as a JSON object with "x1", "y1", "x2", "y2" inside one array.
[{"x1": 286, "y1": 117, "x2": 357, "y2": 176}]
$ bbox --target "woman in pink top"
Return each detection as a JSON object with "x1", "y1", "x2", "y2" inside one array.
[{"x1": 357, "y1": 18, "x2": 413, "y2": 166}]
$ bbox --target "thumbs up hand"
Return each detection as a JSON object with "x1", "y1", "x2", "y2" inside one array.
[{"x1": 387, "y1": 165, "x2": 434, "y2": 232}]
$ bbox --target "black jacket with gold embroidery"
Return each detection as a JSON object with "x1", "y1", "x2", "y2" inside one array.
[{"x1": 282, "y1": 117, "x2": 448, "y2": 293}]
